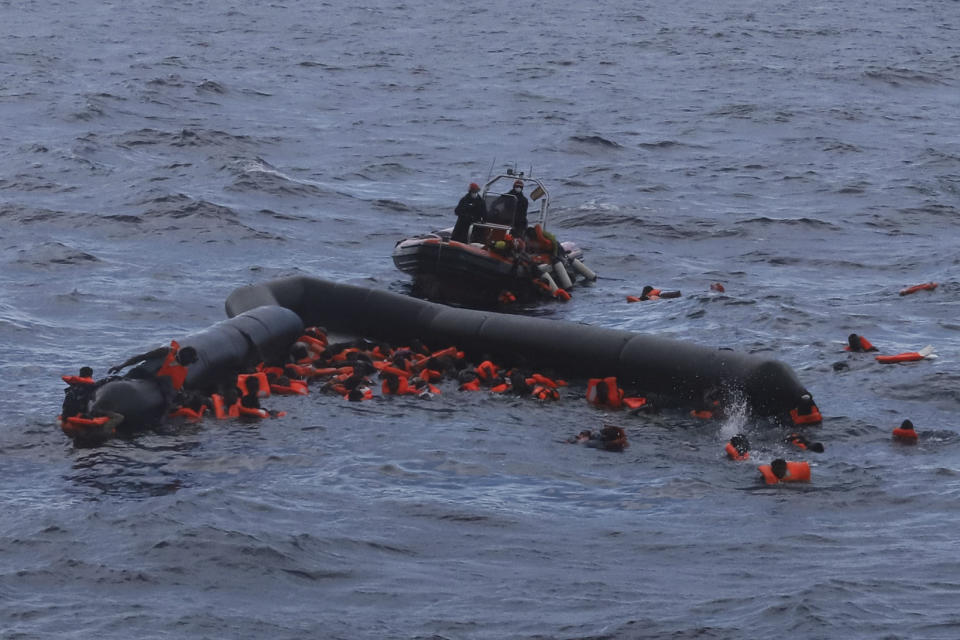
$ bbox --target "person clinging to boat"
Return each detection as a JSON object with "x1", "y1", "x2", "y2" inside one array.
[{"x1": 452, "y1": 182, "x2": 487, "y2": 243}]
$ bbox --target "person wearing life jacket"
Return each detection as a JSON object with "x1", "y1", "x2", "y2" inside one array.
[
  {"x1": 381, "y1": 371, "x2": 411, "y2": 396},
  {"x1": 269, "y1": 374, "x2": 309, "y2": 396},
  {"x1": 845, "y1": 333, "x2": 877, "y2": 352},
  {"x1": 109, "y1": 340, "x2": 198, "y2": 392},
  {"x1": 211, "y1": 387, "x2": 242, "y2": 419},
  {"x1": 458, "y1": 370, "x2": 482, "y2": 392},
  {"x1": 892, "y1": 419, "x2": 918, "y2": 443},
  {"x1": 725, "y1": 433, "x2": 750, "y2": 460},
  {"x1": 789, "y1": 394, "x2": 822, "y2": 426},
  {"x1": 758, "y1": 458, "x2": 811, "y2": 485},
  {"x1": 586, "y1": 377, "x2": 624, "y2": 409},
  {"x1": 531, "y1": 385, "x2": 559, "y2": 401},
  {"x1": 61, "y1": 366, "x2": 98, "y2": 419},
  {"x1": 408, "y1": 375, "x2": 441, "y2": 399},
  {"x1": 785, "y1": 433, "x2": 825, "y2": 453}
]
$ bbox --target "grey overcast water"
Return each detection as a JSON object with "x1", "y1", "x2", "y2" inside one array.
[{"x1": 1, "y1": 1, "x2": 959, "y2": 638}]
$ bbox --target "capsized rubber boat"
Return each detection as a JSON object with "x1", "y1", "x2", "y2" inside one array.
[
  {"x1": 392, "y1": 170, "x2": 597, "y2": 306},
  {"x1": 226, "y1": 276, "x2": 816, "y2": 417},
  {"x1": 60, "y1": 305, "x2": 303, "y2": 443}
]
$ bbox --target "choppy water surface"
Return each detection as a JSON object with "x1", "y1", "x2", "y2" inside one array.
[{"x1": 2, "y1": 1, "x2": 959, "y2": 638}]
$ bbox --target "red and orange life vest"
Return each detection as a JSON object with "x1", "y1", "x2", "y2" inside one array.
[
  {"x1": 586, "y1": 377, "x2": 624, "y2": 409},
  {"x1": 758, "y1": 461, "x2": 811, "y2": 485},
  {"x1": 157, "y1": 340, "x2": 189, "y2": 391},
  {"x1": 725, "y1": 442, "x2": 750, "y2": 461}
]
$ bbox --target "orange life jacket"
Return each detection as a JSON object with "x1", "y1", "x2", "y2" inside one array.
[
  {"x1": 899, "y1": 282, "x2": 937, "y2": 296},
  {"x1": 169, "y1": 405, "x2": 206, "y2": 421},
  {"x1": 459, "y1": 379, "x2": 482, "y2": 392},
  {"x1": 529, "y1": 373, "x2": 558, "y2": 389},
  {"x1": 62, "y1": 375, "x2": 95, "y2": 386},
  {"x1": 381, "y1": 375, "x2": 412, "y2": 396},
  {"x1": 298, "y1": 334, "x2": 327, "y2": 356},
  {"x1": 237, "y1": 405, "x2": 269, "y2": 418},
  {"x1": 622, "y1": 397, "x2": 647, "y2": 410},
  {"x1": 427, "y1": 346, "x2": 458, "y2": 360},
  {"x1": 725, "y1": 442, "x2": 749, "y2": 461},
  {"x1": 691, "y1": 409, "x2": 714, "y2": 420},
  {"x1": 211, "y1": 394, "x2": 241, "y2": 419},
  {"x1": 758, "y1": 461, "x2": 811, "y2": 485},
  {"x1": 790, "y1": 405, "x2": 823, "y2": 425},
  {"x1": 379, "y1": 365, "x2": 411, "y2": 379},
  {"x1": 237, "y1": 372, "x2": 270, "y2": 398},
  {"x1": 892, "y1": 427, "x2": 918, "y2": 442},
  {"x1": 475, "y1": 360, "x2": 499, "y2": 382},
  {"x1": 876, "y1": 352, "x2": 924, "y2": 364},
  {"x1": 60, "y1": 414, "x2": 113, "y2": 439},
  {"x1": 270, "y1": 380, "x2": 309, "y2": 396},
  {"x1": 156, "y1": 340, "x2": 189, "y2": 391},
  {"x1": 62, "y1": 414, "x2": 110, "y2": 429},
  {"x1": 285, "y1": 363, "x2": 317, "y2": 378},
  {"x1": 532, "y1": 385, "x2": 559, "y2": 401},
  {"x1": 586, "y1": 377, "x2": 623, "y2": 409},
  {"x1": 343, "y1": 387, "x2": 373, "y2": 401},
  {"x1": 844, "y1": 336, "x2": 876, "y2": 352},
  {"x1": 330, "y1": 347, "x2": 360, "y2": 363},
  {"x1": 419, "y1": 368, "x2": 443, "y2": 383}
]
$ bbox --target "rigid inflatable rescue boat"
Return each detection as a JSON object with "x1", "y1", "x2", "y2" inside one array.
[
  {"x1": 392, "y1": 170, "x2": 596, "y2": 306},
  {"x1": 225, "y1": 276, "x2": 815, "y2": 417}
]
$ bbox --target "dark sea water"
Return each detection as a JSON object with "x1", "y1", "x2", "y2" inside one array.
[{"x1": 2, "y1": 1, "x2": 960, "y2": 638}]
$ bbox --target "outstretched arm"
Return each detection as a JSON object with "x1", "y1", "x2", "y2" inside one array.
[{"x1": 108, "y1": 346, "x2": 169, "y2": 374}]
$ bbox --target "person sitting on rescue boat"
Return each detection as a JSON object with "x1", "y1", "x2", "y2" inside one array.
[{"x1": 452, "y1": 182, "x2": 487, "y2": 243}]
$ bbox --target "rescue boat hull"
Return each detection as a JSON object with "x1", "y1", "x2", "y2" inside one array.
[{"x1": 392, "y1": 232, "x2": 584, "y2": 305}]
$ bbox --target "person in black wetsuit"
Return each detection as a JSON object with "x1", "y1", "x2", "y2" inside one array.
[
  {"x1": 509, "y1": 179, "x2": 529, "y2": 236},
  {"x1": 452, "y1": 182, "x2": 486, "y2": 243}
]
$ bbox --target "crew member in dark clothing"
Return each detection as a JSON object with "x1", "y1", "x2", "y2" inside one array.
[
  {"x1": 452, "y1": 182, "x2": 487, "y2": 243},
  {"x1": 509, "y1": 179, "x2": 529, "y2": 236}
]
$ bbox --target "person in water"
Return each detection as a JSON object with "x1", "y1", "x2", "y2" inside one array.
[
  {"x1": 108, "y1": 340, "x2": 199, "y2": 409},
  {"x1": 452, "y1": 182, "x2": 487, "y2": 243},
  {"x1": 61, "y1": 366, "x2": 97, "y2": 418}
]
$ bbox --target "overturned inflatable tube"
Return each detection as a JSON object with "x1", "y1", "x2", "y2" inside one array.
[
  {"x1": 226, "y1": 276, "x2": 812, "y2": 416},
  {"x1": 88, "y1": 305, "x2": 304, "y2": 427}
]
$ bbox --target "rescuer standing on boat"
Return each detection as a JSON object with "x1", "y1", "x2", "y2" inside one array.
[
  {"x1": 509, "y1": 179, "x2": 529, "y2": 236},
  {"x1": 452, "y1": 182, "x2": 487, "y2": 243}
]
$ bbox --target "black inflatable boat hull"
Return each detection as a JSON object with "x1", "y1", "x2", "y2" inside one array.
[
  {"x1": 83, "y1": 305, "x2": 304, "y2": 433},
  {"x1": 225, "y1": 276, "x2": 812, "y2": 416}
]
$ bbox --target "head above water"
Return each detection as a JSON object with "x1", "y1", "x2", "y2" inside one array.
[
  {"x1": 177, "y1": 346, "x2": 198, "y2": 366},
  {"x1": 513, "y1": 179, "x2": 523, "y2": 190},
  {"x1": 469, "y1": 182, "x2": 480, "y2": 193},
  {"x1": 771, "y1": 458, "x2": 788, "y2": 479},
  {"x1": 79, "y1": 366, "x2": 93, "y2": 378}
]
